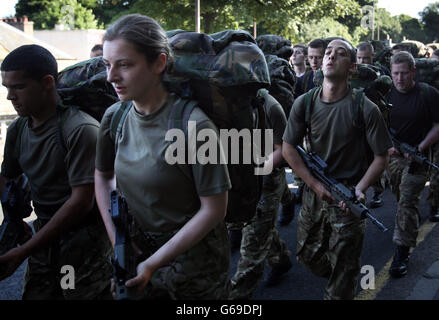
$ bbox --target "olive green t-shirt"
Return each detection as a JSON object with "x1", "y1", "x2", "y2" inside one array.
[
  {"x1": 283, "y1": 88, "x2": 392, "y2": 182},
  {"x1": 96, "y1": 94, "x2": 231, "y2": 233},
  {"x1": 1, "y1": 106, "x2": 99, "y2": 218}
]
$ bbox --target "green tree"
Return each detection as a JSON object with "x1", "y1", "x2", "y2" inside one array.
[
  {"x1": 297, "y1": 17, "x2": 353, "y2": 44},
  {"x1": 398, "y1": 14, "x2": 426, "y2": 43},
  {"x1": 359, "y1": 7, "x2": 402, "y2": 43},
  {"x1": 419, "y1": 2, "x2": 439, "y2": 42},
  {"x1": 116, "y1": 0, "x2": 359, "y2": 40},
  {"x1": 16, "y1": 0, "x2": 100, "y2": 29}
]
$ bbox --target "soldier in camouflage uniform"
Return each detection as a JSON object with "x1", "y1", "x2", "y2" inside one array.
[
  {"x1": 256, "y1": 35, "x2": 297, "y2": 227},
  {"x1": 0, "y1": 45, "x2": 113, "y2": 299},
  {"x1": 387, "y1": 52, "x2": 439, "y2": 278},
  {"x1": 282, "y1": 39, "x2": 392, "y2": 299},
  {"x1": 95, "y1": 14, "x2": 231, "y2": 300},
  {"x1": 229, "y1": 90, "x2": 292, "y2": 300}
]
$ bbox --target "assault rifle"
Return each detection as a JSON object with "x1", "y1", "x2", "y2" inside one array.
[
  {"x1": 0, "y1": 174, "x2": 33, "y2": 256},
  {"x1": 390, "y1": 129, "x2": 439, "y2": 171},
  {"x1": 110, "y1": 190, "x2": 137, "y2": 300},
  {"x1": 296, "y1": 146, "x2": 388, "y2": 232}
]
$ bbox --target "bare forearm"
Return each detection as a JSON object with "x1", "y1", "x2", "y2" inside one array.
[
  {"x1": 146, "y1": 192, "x2": 227, "y2": 273},
  {"x1": 356, "y1": 153, "x2": 388, "y2": 193},
  {"x1": 263, "y1": 145, "x2": 283, "y2": 173},
  {"x1": 94, "y1": 169, "x2": 117, "y2": 247},
  {"x1": 19, "y1": 186, "x2": 94, "y2": 257}
]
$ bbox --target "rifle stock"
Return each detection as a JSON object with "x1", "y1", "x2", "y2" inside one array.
[
  {"x1": 296, "y1": 146, "x2": 388, "y2": 232},
  {"x1": 110, "y1": 190, "x2": 137, "y2": 300}
]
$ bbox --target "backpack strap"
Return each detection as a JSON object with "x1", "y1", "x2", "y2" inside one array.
[
  {"x1": 109, "y1": 101, "x2": 133, "y2": 144},
  {"x1": 168, "y1": 98, "x2": 198, "y2": 132},
  {"x1": 303, "y1": 86, "x2": 321, "y2": 151},
  {"x1": 352, "y1": 88, "x2": 366, "y2": 131},
  {"x1": 55, "y1": 103, "x2": 71, "y2": 158},
  {"x1": 303, "y1": 86, "x2": 321, "y2": 130},
  {"x1": 13, "y1": 117, "x2": 28, "y2": 160}
]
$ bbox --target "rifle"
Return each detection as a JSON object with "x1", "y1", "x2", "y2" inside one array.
[
  {"x1": 296, "y1": 146, "x2": 388, "y2": 232},
  {"x1": 0, "y1": 174, "x2": 33, "y2": 256},
  {"x1": 110, "y1": 190, "x2": 137, "y2": 300},
  {"x1": 389, "y1": 129, "x2": 439, "y2": 171}
]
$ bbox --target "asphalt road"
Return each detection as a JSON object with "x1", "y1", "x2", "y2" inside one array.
[{"x1": 1, "y1": 169, "x2": 439, "y2": 301}]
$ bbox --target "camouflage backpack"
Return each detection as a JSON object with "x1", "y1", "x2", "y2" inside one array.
[
  {"x1": 349, "y1": 64, "x2": 393, "y2": 125},
  {"x1": 256, "y1": 34, "x2": 293, "y2": 61},
  {"x1": 109, "y1": 29, "x2": 271, "y2": 225},
  {"x1": 57, "y1": 56, "x2": 119, "y2": 122},
  {"x1": 256, "y1": 34, "x2": 296, "y2": 117},
  {"x1": 415, "y1": 58, "x2": 439, "y2": 90}
]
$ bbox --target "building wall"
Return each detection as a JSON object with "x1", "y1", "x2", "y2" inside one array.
[{"x1": 34, "y1": 29, "x2": 105, "y2": 61}]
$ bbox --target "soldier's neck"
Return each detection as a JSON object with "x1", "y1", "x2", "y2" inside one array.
[{"x1": 321, "y1": 80, "x2": 349, "y2": 103}]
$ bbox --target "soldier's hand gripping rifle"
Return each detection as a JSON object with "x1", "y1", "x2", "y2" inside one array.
[
  {"x1": 296, "y1": 146, "x2": 388, "y2": 232},
  {"x1": 0, "y1": 174, "x2": 33, "y2": 256},
  {"x1": 389, "y1": 129, "x2": 439, "y2": 172},
  {"x1": 110, "y1": 190, "x2": 137, "y2": 300}
]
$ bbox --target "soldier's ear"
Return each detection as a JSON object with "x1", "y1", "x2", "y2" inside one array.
[
  {"x1": 41, "y1": 74, "x2": 56, "y2": 90},
  {"x1": 153, "y1": 53, "x2": 167, "y2": 75}
]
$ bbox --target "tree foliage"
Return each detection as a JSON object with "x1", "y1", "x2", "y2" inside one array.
[
  {"x1": 420, "y1": 2, "x2": 439, "y2": 42},
  {"x1": 13, "y1": 0, "x2": 439, "y2": 46},
  {"x1": 110, "y1": 0, "x2": 359, "y2": 40},
  {"x1": 16, "y1": 0, "x2": 100, "y2": 29}
]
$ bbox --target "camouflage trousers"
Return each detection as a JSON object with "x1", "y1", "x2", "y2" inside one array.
[
  {"x1": 229, "y1": 169, "x2": 290, "y2": 300},
  {"x1": 297, "y1": 185, "x2": 366, "y2": 300},
  {"x1": 131, "y1": 222, "x2": 230, "y2": 300},
  {"x1": 281, "y1": 172, "x2": 295, "y2": 206},
  {"x1": 388, "y1": 156, "x2": 429, "y2": 248},
  {"x1": 428, "y1": 143, "x2": 439, "y2": 207},
  {"x1": 22, "y1": 218, "x2": 113, "y2": 300}
]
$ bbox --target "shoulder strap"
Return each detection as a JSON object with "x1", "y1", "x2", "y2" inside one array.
[
  {"x1": 304, "y1": 86, "x2": 321, "y2": 128},
  {"x1": 56, "y1": 104, "x2": 71, "y2": 158},
  {"x1": 352, "y1": 88, "x2": 366, "y2": 131},
  {"x1": 13, "y1": 117, "x2": 28, "y2": 160},
  {"x1": 168, "y1": 98, "x2": 198, "y2": 132},
  {"x1": 110, "y1": 101, "x2": 133, "y2": 143},
  {"x1": 303, "y1": 86, "x2": 321, "y2": 151}
]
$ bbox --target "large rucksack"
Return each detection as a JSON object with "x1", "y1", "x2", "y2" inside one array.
[
  {"x1": 349, "y1": 64, "x2": 393, "y2": 124},
  {"x1": 256, "y1": 34, "x2": 296, "y2": 117},
  {"x1": 415, "y1": 58, "x2": 439, "y2": 90},
  {"x1": 109, "y1": 30, "x2": 271, "y2": 225},
  {"x1": 57, "y1": 56, "x2": 119, "y2": 122}
]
